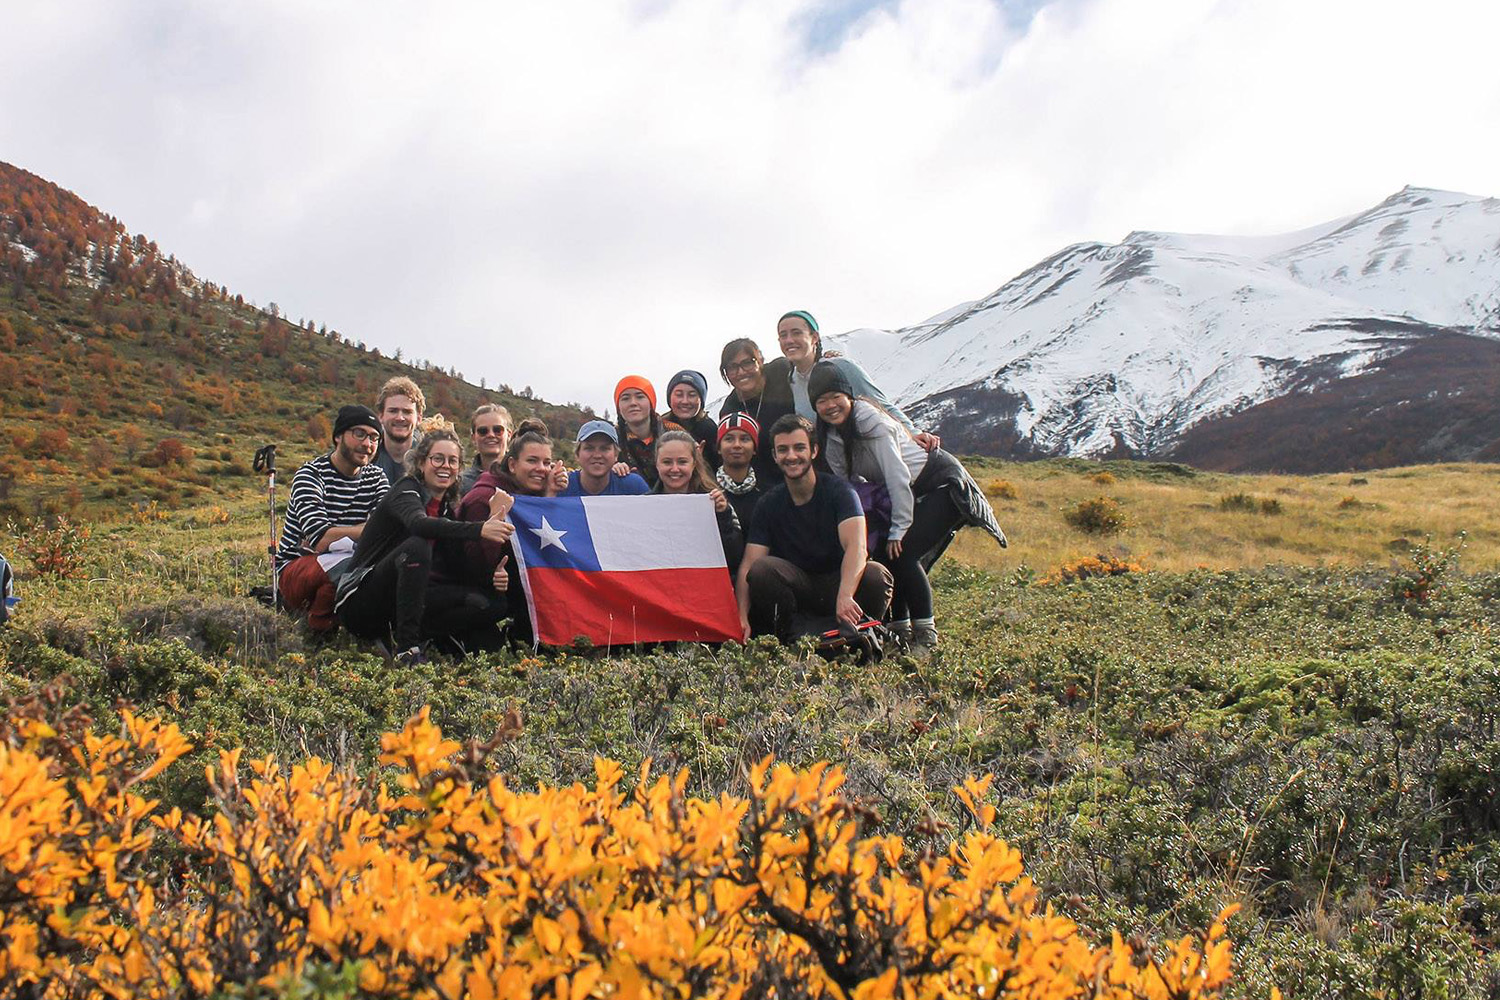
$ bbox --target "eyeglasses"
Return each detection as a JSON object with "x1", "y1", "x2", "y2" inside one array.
[
  {"x1": 347, "y1": 428, "x2": 381, "y2": 442},
  {"x1": 426, "y1": 455, "x2": 461, "y2": 468},
  {"x1": 473, "y1": 426, "x2": 508, "y2": 437},
  {"x1": 722, "y1": 358, "x2": 759, "y2": 376}
]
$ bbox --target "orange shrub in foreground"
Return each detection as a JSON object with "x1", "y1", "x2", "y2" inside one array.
[{"x1": 0, "y1": 692, "x2": 1243, "y2": 999}]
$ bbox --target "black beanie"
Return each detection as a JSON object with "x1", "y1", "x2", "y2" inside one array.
[
  {"x1": 333, "y1": 404, "x2": 382, "y2": 440},
  {"x1": 806, "y1": 361, "x2": 854, "y2": 405}
]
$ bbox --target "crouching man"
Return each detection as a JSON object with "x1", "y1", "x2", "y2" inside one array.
[
  {"x1": 274, "y1": 405, "x2": 390, "y2": 633},
  {"x1": 735, "y1": 414, "x2": 892, "y2": 643}
]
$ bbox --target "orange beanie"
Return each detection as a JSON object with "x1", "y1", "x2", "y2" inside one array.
[{"x1": 613, "y1": 375, "x2": 657, "y2": 412}]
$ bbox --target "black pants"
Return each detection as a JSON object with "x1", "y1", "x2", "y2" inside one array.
[
  {"x1": 884, "y1": 453, "x2": 966, "y2": 621},
  {"x1": 746, "y1": 555, "x2": 893, "y2": 642},
  {"x1": 339, "y1": 536, "x2": 507, "y2": 652}
]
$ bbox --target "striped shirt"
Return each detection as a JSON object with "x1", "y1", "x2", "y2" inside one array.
[{"x1": 274, "y1": 455, "x2": 389, "y2": 571}]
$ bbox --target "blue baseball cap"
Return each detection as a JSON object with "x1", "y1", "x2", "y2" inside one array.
[{"x1": 576, "y1": 419, "x2": 619, "y2": 444}]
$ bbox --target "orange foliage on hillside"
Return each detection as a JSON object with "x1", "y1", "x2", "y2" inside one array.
[{"x1": 0, "y1": 160, "x2": 590, "y2": 517}]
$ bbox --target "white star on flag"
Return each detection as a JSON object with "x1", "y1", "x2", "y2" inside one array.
[{"x1": 531, "y1": 516, "x2": 569, "y2": 552}]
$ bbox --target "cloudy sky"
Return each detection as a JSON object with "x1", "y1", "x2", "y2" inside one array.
[{"x1": 3, "y1": 0, "x2": 1498, "y2": 411}]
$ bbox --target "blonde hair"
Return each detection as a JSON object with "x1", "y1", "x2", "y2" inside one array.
[
  {"x1": 655, "y1": 430, "x2": 716, "y2": 494},
  {"x1": 376, "y1": 376, "x2": 426, "y2": 417}
]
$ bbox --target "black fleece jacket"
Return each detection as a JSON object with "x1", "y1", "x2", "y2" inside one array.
[{"x1": 342, "y1": 475, "x2": 483, "y2": 580}]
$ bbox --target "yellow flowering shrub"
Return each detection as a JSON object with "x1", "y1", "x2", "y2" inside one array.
[
  {"x1": 1, "y1": 689, "x2": 1241, "y2": 999},
  {"x1": 1044, "y1": 555, "x2": 1146, "y2": 585}
]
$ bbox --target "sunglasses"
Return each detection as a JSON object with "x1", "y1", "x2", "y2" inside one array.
[{"x1": 473, "y1": 425, "x2": 509, "y2": 436}]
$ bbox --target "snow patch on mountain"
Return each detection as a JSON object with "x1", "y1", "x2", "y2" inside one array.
[{"x1": 828, "y1": 186, "x2": 1499, "y2": 458}]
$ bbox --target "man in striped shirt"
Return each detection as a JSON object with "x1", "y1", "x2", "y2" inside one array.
[{"x1": 275, "y1": 405, "x2": 390, "y2": 633}]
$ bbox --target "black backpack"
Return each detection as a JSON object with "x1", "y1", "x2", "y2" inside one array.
[{"x1": 792, "y1": 614, "x2": 893, "y2": 664}]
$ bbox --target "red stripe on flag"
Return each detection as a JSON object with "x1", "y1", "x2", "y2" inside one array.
[{"x1": 525, "y1": 567, "x2": 741, "y2": 646}]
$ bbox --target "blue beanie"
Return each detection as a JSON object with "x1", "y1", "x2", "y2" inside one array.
[{"x1": 666, "y1": 369, "x2": 709, "y2": 407}]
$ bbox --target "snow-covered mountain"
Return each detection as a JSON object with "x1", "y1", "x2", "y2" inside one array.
[{"x1": 830, "y1": 187, "x2": 1500, "y2": 468}]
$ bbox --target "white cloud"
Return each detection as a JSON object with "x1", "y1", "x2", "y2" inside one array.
[{"x1": 1, "y1": 0, "x2": 1497, "y2": 412}]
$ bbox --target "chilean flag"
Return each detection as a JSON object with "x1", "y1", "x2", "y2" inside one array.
[{"x1": 507, "y1": 494, "x2": 741, "y2": 646}]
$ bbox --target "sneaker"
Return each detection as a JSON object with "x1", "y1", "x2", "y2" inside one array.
[{"x1": 910, "y1": 622, "x2": 938, "y2": 653}]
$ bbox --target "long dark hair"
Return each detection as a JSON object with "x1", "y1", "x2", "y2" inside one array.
[
  {"x1": 816, "y1": 396, "x2": 910, "y2": 473},
  {"x1": 816, "y1": 398, "x2": 860, "y2": 471},
  {"x1": 655, "y1": 430, "x2": 716, "y2": 494},
  {"x1": 616, "y1": 410, "x2": 663, "y2": 445}
]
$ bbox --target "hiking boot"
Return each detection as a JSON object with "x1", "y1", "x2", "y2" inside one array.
[{"x1": 910, "y1": 621, "x2": 938, "y2": 655}]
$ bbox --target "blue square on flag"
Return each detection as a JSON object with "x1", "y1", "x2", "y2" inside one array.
[{"x1": 508, "y1": 497, "x2": 602, "y2": 571}]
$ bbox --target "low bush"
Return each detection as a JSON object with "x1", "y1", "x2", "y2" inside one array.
[
  {"x1": 1089, "y1": 470, "x2": 1117, "y2": 486},
  {"x1": 1218, "y1": 493, "x2": 1282, "y2": 515},
  {"x1": 122, "y1": 595, "x2": 301, "y2": 660},
  {"x1": 130, "y1": 500, "x2": 169, "y2": 523},
  {"x1": 985, "y1": 479, "x2": 1020, "y2": 500},
  {"x1": 1388, "y1": 533, "x2": 1465, "y2": 605},
  {"x1": 7, "y1": 516, "x2": 91, "y2": 579},
  {"x1": 1044, "y1": 553, "x2": 1145, "y2": 584},
  {"x1": 1064, "y1": 495, "x2": 1128, "y2": 534},
  {"x1": 0, "y1": 695, "x2": 1240, "y2": 999}
]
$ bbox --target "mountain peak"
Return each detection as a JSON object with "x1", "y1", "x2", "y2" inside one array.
[{"x1": 826, "y1": 186, "x2": 1500, "y2": 470}]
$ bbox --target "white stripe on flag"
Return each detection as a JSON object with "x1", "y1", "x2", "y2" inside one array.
[{"x1": 580, "y1": 494, "x2": 726, "y2": 571}]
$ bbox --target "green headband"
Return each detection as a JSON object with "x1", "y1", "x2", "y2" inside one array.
[{"x1": 779, "y1": 309, "x2": 819, "y2": 333}]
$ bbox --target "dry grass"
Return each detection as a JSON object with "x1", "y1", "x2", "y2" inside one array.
[{"x1": 949, "y1": 459, "x2": 1500, "y2": 575}]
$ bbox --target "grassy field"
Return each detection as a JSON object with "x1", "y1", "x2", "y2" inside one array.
[
  {"x1": 3, "y1": 460, "x2": 1500, "y2": 996},
  {"x1": 956, "y1": 458, "x2": 1500, "y2": 574}
]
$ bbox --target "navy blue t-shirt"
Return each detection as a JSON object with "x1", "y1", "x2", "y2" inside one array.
[
  {"x1": 747, "y1": 473, "x2": 863, "y2": 575},
  {"x1": 560, "y1": 470, "x2": 651, "y2": 497}
]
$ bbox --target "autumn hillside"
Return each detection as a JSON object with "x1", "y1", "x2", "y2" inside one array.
[{"x1": 0, "y1": 161, "x2": 591, "y2": 523}]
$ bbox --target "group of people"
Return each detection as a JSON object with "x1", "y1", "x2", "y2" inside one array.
[{"x1": 273, "y1": 310, "x2": 1005, "y2": 664}]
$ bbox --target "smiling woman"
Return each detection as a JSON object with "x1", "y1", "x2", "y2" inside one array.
[
  {"x1": 718, "y1": 339, "x2": 796, "y2": 487},
  {"x1": 334, "y1": 424, "x2": 516, "y2": 664},
  {"x1": 652, "y1": 430, "x2": 745, "y2": 577}
]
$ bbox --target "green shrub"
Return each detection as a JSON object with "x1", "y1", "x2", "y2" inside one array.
[
  {"x1": 1388, "y1": 533, "x2": 1465, "y2": 605},
  {"x1": 1063, "y1": 495, "x2": 1127, "y2": 534},
  {"x1": 7, "y1": 516, "x2": 92, "y2": 578},
  {"x1": 1219, "y1": 493, "x2": 1282, "y2": 515}
]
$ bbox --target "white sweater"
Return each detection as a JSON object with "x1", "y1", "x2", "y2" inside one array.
[{"x1": 822, "y1": 403, "x2": 928, "y2": 541}]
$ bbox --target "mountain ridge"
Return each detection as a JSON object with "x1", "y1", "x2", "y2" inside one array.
[{"x1": 830, "y1": 185, "x2": 1500, "y2": 471}]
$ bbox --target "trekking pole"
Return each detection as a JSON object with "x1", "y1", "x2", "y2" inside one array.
[{"x1": 253, "y1": 444, "x2": 279, "y2": 607}]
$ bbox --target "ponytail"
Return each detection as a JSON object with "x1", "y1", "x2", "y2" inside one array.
[{"x1": 498, "y1": 418, "x2": 550, "y2": 476}]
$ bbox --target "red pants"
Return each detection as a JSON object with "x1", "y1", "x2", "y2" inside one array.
[{"x1": 278, "y1": 555, "x2": 337, "y2": 632}]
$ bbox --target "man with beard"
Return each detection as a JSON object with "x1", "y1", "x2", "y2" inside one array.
[
  {"x1": 275, "y1": 405, "x2": 390, "y2": 634},
  {"x1": 372, "y1": 376, "x2": 425, "y2": 483},
  {"x1": 735, "y1": 414, "x2": 892, "y2": 644}
]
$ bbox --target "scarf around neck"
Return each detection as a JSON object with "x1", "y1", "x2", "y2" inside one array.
[{"x1": 716, "y1": 465, "x2": 757, "y2": 495}]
